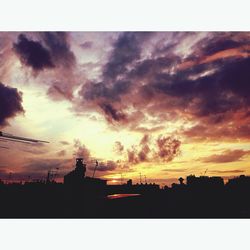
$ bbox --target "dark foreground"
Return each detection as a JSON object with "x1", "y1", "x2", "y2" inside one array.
[{"x1": 0, "y1": 181, "x2": 250, "y2": 218}]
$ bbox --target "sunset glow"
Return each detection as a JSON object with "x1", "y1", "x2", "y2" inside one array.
[{"x1": 0, "y1": 32, "x2": 250, "y2": 187}]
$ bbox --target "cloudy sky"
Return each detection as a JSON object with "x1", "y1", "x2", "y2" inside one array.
[{"x1": 0, "y1": 32, "x2": 250, "y2": 186}]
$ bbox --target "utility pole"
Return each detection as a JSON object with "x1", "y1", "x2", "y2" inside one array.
[
  {"x1": 139, "y1": 172, "x2": 142, "y2": 184},
  {"x1": 144, "y1": 175, "x2": 147, "y2": 183},
  {"x1": 92, "y1": 160, "x2": 98, "y2": 178}
]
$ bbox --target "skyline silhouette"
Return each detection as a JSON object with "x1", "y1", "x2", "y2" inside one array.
[{"x1": 0, "y1": 157, "x2": 250, "y2": 218}]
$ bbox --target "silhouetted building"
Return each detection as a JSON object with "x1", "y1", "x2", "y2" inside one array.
[
  {"x1": 63, "y1": 158, "x2": 107, "y2": 197},
  {"x1": 127, "y1": 179, "x2": 132, "y2": 186},
  {"x1": 64, "y1": 158, "x2": 86, "y2": 185},
  {"x1": 227, "y1": 175, "x2": 250, "y2": 190},
  {"x1": 133, "y1": 183, "x2": 160, "y2": 193},
  {"x1": 83, "y1": 177, "x2": 107, "y2": 196},
  {"x1": 106, "y1": 181, "x2": 160, "y2": 194},
  {"x1": 179, "y1": 177, "x2": 184, "y2": 185},
  {"x1": 186, "y1": 175, "x2": 224, "y2": 190}
]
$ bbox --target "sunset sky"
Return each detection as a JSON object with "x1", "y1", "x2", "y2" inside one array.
[{"x1": 0, "y1": 32, "x2": 250, "y2": 186}]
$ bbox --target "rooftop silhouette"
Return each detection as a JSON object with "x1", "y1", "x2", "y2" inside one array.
[{"x1": 0, "y1": 158, "x2": 249, "y2": 218}]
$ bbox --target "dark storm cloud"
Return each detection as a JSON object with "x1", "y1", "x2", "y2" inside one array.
[
  {"x1": 200, "y1": 149, "x2": 250, "y2": 163},
  {"x1": 13, "y1": 33, "x2": 76, "y2": 72},
  {"x1": 75, "y1": 33, "x2": 194, "y2": 126},
  {"x1": 12, "y1": 33, "x2": 78, "y2": 102},
  {"x1": 152, "y1": 34, "x2": 250, "y2": 112},
  {"x1": 99, "y1": 103, "x2": 126, "y2": 122},
  {"x1": 130, "y1": 55, "x2": 181, "y2": 79},
  {"x1": 191, "y1": 32, "x2": 250, "y2": 57},
  {"x1": 149, "y1": 56, "x2": 250, "y2": 128},
  {"x1": 0, "y1": 82, "x2": 24, "y2": 126},
  {"x1": 78, "y1": 37, "x2": 153, "y2": 112},
  {"x1": 75, "y1": 32, "x2": 250, "y2": 141},
  {"x1": 83, "y1": 80, "x2": 131, "y2": 102},
  {"x1": 103, "y1": 32, "x2": 151, "y2": 79},
  {"x1": 172, "y1": 57, "x2": 250, "y2": 140},
  {"x1": 203, "y1": 39, "x2": 243, "y2": 56},
  {"x1": 41, "y1": 32, "x2": 76, "y2": 68},
  {"x1": 13, "y1": 34, "x2": 54, "y2": 71},
  {"x1": 77, "y1": 32, "x2": 153, "y2": 124}
]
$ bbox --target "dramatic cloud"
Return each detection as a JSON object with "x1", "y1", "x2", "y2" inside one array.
[
  {"x1": 77, "y1": 32, "x2": 152, "y2": 125},
  {"x1": 118, "y1": 134, "x2": 181, "y2": 165},
  {"x1": 41, "y1": 32, "x2": 76, "y2": 69},
  {"x1": 126, "y1": 135, "x2": 152, "y2": 164},
  {"x1": 13, "y1": 32, "x2": 76, "y2": 72},
  {"x1": 156, "y1": 135, "x2": 181, "y2": 162},
  {"x1": 99, "y1": 103, "x2": 126, "y2": 122},
  {"x1": 114, "y1": 141, "x2": 124, "y2": 153},
  {"x1": 73, "y1": 139, "x2": 119, "y2": 173},
  {"x1": 150, "y1": 56, "x2": 250, "y2": 122},
  {"x1": 0, "y1": 82, "x2": 24, "y2": 126},
  {"x1": 9, "y1": 32, "x2": 250, "y2": 140},
  {"x1": 13, "y1": 34, "x2": 54, "y2": 71},
  {"x1": 191, "y1": 32, "x2": 250, "y2": 57},
  {"x1": 13, "y1": 33, "x2": 77, "y2": 101},
  {"x1": 182, "y1": 123, "x2": 250, "y2": 142},
  {"x1": 73, "y1": 139, "x2": 91, "y2": 161},
  {"x1": 75, "y1": 32, "x2": 250, "y2": 142},
  {"x1": 103, "y1": 32, "x2": 151, "y2": 79},
  {"x1": 137, "y1": 134, "x2": 151, "y2": 162},
  {"x1": 201, "y1": 149, "x2": 250, "y2": 163}
]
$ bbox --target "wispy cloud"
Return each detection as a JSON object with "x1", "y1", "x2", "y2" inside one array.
[{"x1": 200, "y1": 149, "x2": 250, "y2": 163}]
